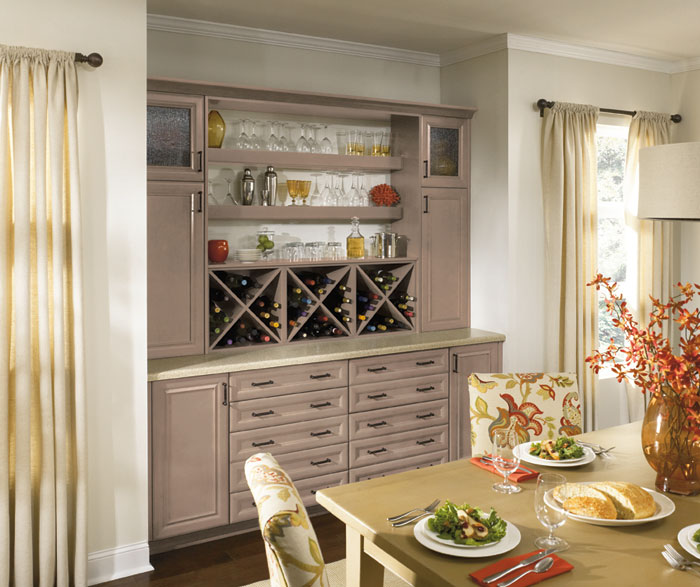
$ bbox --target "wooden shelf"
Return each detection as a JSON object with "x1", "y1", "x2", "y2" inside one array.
[
  {"x1": 208, "y1": 205, "x2": 402, "y2": 222},
  {"x1": 208, "y1": 257, "x2": 417, "y2": 271},
  {"x1": 207, "y1": 148, "x2": 402, "y2": 172}
]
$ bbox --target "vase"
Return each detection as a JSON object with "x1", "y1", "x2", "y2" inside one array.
[
  {"x1": 208, "y1": 239, "x2": 229, "y2": 263},
  {"x1": 641, "y1": 389, "x2": 700, "y2": 496},
  {"x1": 208, "y1": 110, "x2": 226, "y2": 148}
]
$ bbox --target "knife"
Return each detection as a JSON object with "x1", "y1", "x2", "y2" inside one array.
[{"x1": 482, "y1": 549, "x2": 559, "y2": 584}]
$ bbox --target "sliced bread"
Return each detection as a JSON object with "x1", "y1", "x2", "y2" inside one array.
[
  {"x1": 561, "y1": 496, "x2": 618, "y2": 519},
  {"x1": 590, "y1": 481, "x2": 656, "y2": 520},
  {"x1": 552, "y1": 482, "x2": 611, "y2": 504}
]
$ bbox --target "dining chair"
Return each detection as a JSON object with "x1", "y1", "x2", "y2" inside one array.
[{"x1": 467, "y1": 372, "x2": 583, "y2": 456}]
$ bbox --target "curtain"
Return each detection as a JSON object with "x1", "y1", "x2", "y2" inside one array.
[
  {"x1": 0, "y1": 45, "x2": 87, "y2": 586},
  {"x1": 541, "y1": 102, "x2": 600, "y2": 432},
  {"x1": 623, "y1": 111, "x2": 672, "y2": 421}
]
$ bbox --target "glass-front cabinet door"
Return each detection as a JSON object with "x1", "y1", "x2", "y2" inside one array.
[
  {"x1": 421, "y1": 115, "x2": 469, "y2": 188},
  {"x1": 147, "y1": 92, "x2": 204, "y2": 181}
]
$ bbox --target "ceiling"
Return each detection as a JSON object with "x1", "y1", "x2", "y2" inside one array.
[{"x1": 147, "y1": 0, "x2": 700, "y2": 60}]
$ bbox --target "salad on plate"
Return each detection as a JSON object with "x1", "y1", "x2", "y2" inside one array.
[
  {"x1": 694, "y1": 528, "x2": 700, "y2": 552},
  {"x1": 529, "y1": 436, "x2": 584, "y2": 461},
  {"x1": 427, "y1": 501, "x2": 506, "y2": 546}
]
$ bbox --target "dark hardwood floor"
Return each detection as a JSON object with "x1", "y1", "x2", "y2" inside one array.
[{"x1": 97, "y1": 514, "x2": 346, "y2": 587}]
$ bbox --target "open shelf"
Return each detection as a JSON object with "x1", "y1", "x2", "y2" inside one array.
[
  {"x1": 208, "y1": 205, "x2": 402, "y2": 222},
  {"x1": 208, "y1": 257, "x2": 417, "y2": 271}
]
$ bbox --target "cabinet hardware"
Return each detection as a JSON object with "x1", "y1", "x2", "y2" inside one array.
[
  {"x1": 416, "y1": 386, "x2": 435, "y2": 392},
  {"x1": 367, "y1": 393, "x2": 387, "y2": 400},
  {"x1": 416, "y1": 412, "x2": 435, "y2": 420},
  {"x1": 311, "y1": 489, "x2": 317, "y2": 495},
  {"x1": 252, "y1": 410, "x2": 275, "y2": 417},
  {"x1": 416, "y1": 360, "x2": 435, "y2": 366},
  {"x1": 453, "y1": 354, "x2": 459, "y2": 373},
  {"x1": 309, "y1": 373, "x2": 331, "y2": 380},
  {"x1": 197, "y1": 191, "x2": 202, "y2": 213},
  {"x1": 367, "y1": 366, "x2": 387, "y2": 373},
  {"x1": 251, "y1": 380, "x2": 275, "y2": 387},
  {"x1": 424, "y1": 195, "x2": 429, "y2": 213},
  {"x1": 310, "y1": 458, "x2": 332, "y2": 466},
  {"x1": 310, "y1": 401, "x2": 331, "y2": 409},
  {"x1": 310, "y1": 429, "x2": 332, "y2": 437},
  {"x1": 196, "y1": 150, "x2": 203, "y2": 172},
  {"x1": 423, "y1": 159, "x2": 429, "y2": 178},
  {"x1": 252, "y1": 440, "x2": 275, "y2": 447},
  {"x1": 367, "y1": 447, "x2": 387, "y2": 455},
  {"x1": 417, "y1": 438, "x2": 435, "y2": 446},
  {"x1": 222, "y1": 382, "x2": 228, "y2": 406},
  {"x1": 367, "y1": 421, "x2": 387, "y2": 428}
]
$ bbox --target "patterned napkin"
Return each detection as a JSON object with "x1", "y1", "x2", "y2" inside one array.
[
  {"x1": 469, "y1": 455, "x2": 539, "y2": 482},
  {"x1": 470, "y1": 550, "x2": 574, "y2": 586}
]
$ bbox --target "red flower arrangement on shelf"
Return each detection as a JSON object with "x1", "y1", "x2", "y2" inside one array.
[
  {"x1": 369, "y1": 183, "x2": 400, "y2": 206},
  {"x1": 586, "y1": 274, "x2": 700, "y2": 494}
]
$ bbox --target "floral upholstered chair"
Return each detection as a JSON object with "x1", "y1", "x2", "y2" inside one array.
[
  {"x1": 468, "y1": 373, "x2": 582, "y2": 456},
  {"x1": 245, "y1": 452, "x2": 329, "y2": 587}
]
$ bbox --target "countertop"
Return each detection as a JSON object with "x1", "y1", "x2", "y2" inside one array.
[{"x1": 148, "y1": 327, "x2": 505, "y2": 381}]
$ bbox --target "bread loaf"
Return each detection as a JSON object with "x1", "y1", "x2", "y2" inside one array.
[
  {"x1": 553, "y1": 481, "x2": 656, "y2": 520},
  {"x1": 590, "y1": 481, "x2": 656, "y2": 519},
  {"x1": 561, "y1": 496, "x2": 618, "y2": 519},
  {"x1": 552, "y1": 482, "x2": 611, "y2": 504}
]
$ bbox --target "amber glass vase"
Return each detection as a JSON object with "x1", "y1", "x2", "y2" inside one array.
[
  {"x1": 208, "y1": 110, "x2": 226, "y2": 148},
  {"x1": 641, "y1": 387, "x2": 700, "y2": 496}
]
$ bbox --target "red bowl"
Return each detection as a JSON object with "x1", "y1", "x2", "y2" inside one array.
[{"x1": 208, "y1": 240, "x2": 229, "y2": 263}]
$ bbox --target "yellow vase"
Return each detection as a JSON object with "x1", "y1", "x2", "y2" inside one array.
[{"x1": 208, "y1": 110, "x2": 225, "y2": 148}]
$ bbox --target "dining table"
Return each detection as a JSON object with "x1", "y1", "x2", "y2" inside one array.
[{"x1": 315, "y1": 421, "x2": 700, "y2": 586}]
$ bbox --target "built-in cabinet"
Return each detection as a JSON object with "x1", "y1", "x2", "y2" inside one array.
[{"x1": 421, "y1": 115, "x2": 470, "y2": 189}]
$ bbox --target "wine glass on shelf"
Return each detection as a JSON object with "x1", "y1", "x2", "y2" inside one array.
[
  {"x1": 491, "y1": 429, "x2": 522, "y2": 494},
  {"x1": 320, "y1": 172, "x2": 334, "y2": 206},
  {"x1": 250, "y1": 121, "x2": 264, "y2": 150},
  {"x1": 534, "y1": 472, "x2": 569, "y2": 551},
  {"x1": 348, "y1": 174, "x2": 361, "y2": 206},
  {"x1": 320, "y1": 125, "x2": 333, "y2": 154},
  {"x1": 296, "y1": 124, "x2": 311, "y2": 153},
  {"x1": 337, "y1": 174, "x2": 349, "y2": 206},
  {"x1": 308, "y1": 125, "x2": 321, "y2": 153},
  {"x1": 235, "y1": 119, "x2": 250, "y2": 150},
  {"x1": 287, "y1": 180, "x2": 299, "y2": 206},
  {"x1": 298, "y1": 180, "x2": 312, "y2": 206},
  {"x1": 224, "y1": 178, "x2": 238, "y2": 205},
  {"x1": 207, "y1": 181, "x2": 219, "y2": 205},
  {"x1": 269, "y1": 121, "x2": 282, "y2": 151},
  {"x1": 357, "y1": 173, "x2": 369, "y2": 206},
  {"x1": 257, "y1": 121, "x2": 271, "y2": 150},
  {"x1": 310, "y1": 173, "x2": 322, "y2": 206}
]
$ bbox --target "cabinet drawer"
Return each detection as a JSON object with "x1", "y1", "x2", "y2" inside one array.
[
  {"x1": 349, "y1": 425, "x2": 448, "y2": 468},
  {"x1": 230, "y1": 387, "x2": 347, "y2": 432},
  {"x1": 349, "y1": 349, "x2": 448, "y2": 385},
  {"x1": 349, "y1": 450, "x2": 449, "y2": 483},
  {"x1": 229, "y1": 361, "x2": 348, "y2": 402},
  {"x1": 230, "y1": 443, "x2": 348, "y2": 493},
  {"x1": 230, "y1": 470, "x2": 348, "y2": 523},
  {"x1": 230, "y1": 415, "x2": 348, "y2": 462},
  {"x1": 349, "y1": 399, "x2": 448, "y2": 441},
  {"x1": 350, "y1": 373, "x2": 448, "y2": 413}
]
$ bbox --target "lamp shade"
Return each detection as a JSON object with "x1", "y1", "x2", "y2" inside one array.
[{"x1": 638, "y1": 142, "x2": 700, "y2": 220}]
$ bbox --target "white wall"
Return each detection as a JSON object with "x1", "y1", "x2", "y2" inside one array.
[{"x1": 1, "y1": 1, "x2": 149, "y2": 583}]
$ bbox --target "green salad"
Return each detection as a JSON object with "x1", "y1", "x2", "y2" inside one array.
[
  {"x1": 529, "y1": 437, "x2": 584, "y2": 460},
  {"x1": 427, "y1": 501, "x2": 507, "y2": 546},
  {"x1": 693, "y1": 528, "x2": 700, "y2": 552}
]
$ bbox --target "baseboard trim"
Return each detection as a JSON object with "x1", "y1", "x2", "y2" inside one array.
[{"x1": 87, "y1": 541, "x2": 153, "y2": 586}]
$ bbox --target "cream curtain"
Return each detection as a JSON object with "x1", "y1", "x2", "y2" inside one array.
[
  {"x1": 623, "y1": 111, "x2": 672, "y2": 421},
  {"x1": 541, "y1": 102, "x2": 600, "y2": 432},
  {"x1": 0, "y1": 45, "x2": 87, "y2": 586}
]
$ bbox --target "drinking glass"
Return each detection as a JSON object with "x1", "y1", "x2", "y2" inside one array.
[
  {"x1": 249, "y1": 121, "x2": 263, "y2": 150},
  {"x1": 491, "y1": 429, "x2": 522, "y2": 494},
  {"x1": 268, "y1": 121, "x2": 282, "y2": 151},
  {"x1": 296, "y1": 124, "x2": 311, "y2": 153},
  {"x1": 235, "y1": 119, "x2": 251, "y2": 150},
  {"x1": 381, "y1": 130, "x2": 392, "y2": 156},
  {"x1": 325, "y1": 241, "x2": 344, "y2": 260},
  {"x1": 280, "y1": 124, "x2": 293, "y2": 152},
  {"x1": 224, "y1": 178, "x2": 238, "y2": 205},
  {"x1": 207, "y1": 180, "x2": 219, "y2": 205},
  {"x1": 257, "y1": 121, "x2": 270, "y2": 150},
  {"x1": 357, "y1": 173, "x2": 369, "y2": 207},
  {"x1": 348, "y1": 174, "x2": 361, "y2": 206},
  {"x1": 336, "y1": 130, "x2": 348, "y2": 155},
  {"x1": 320, "y1": 125, "x2": 333, "y2": 154},
  {"x1": 287, "y1": 180, "x2": 299, "y2": 206},
  {"x1": 372, "y1": 131, "x2": 383, "y2": 156},
  {"x1": 310, "y1": 173, "x2": 322, "y2": 206},
  {"x1": 308, "y1": 125, "x2": 321, "y2": 153},
  {"x1": 298, "y1": 180, "x2": 312, "y2": 206},
  {"x1": 337, "y1": 174, "x2": 349, "y2": 206},
  {"x1": 319, "y1": 172, "x2": 333, "y2": 206},
  {"x1": 534, "y1": 473, "x2": 569, "y2": 550}
]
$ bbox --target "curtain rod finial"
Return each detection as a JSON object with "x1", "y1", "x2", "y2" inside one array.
[{"x1": 75, "y1": 52, "x2": 103, "y2": 68}]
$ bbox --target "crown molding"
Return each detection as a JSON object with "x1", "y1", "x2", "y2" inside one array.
[
  {"x1": 146, "y1": 14, "x2": 441, "y2": 67},
  {"x1": 670, "y1": 56, "x2": 700, "y2": 73},
  {"x1": 439, "y1": 34, "x2": 508, "y2": 67}
]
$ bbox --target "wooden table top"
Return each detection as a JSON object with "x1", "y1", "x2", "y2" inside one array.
[{"x1": 316, "y1": 422, "x2": 700, "y2": 585}]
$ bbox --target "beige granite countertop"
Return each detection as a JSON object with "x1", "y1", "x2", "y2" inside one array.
[{"x1": 147, "y1": 327, "x2": 505, "y2": 381}]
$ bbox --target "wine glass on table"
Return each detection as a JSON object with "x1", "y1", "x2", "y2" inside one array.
[
  {"x1": 534, "y1": 472, "x2": 569, "y2": 550},
  {"x1": 491, "y1": 429, "x2": 522, "y2": 494}
]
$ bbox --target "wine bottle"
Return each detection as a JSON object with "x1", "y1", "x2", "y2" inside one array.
[
  {"x1": 337, "y1": 284, "x2": 351, "y2": 293},
  {"x1": 376, "y1": 323, "x2": 388, "y2": 331},
  {"x1": 211, "y1": 289, "x2": 231, "y2": 303},
  {"x1": 396, "y1": 293, "x2": 416, "y2": 302},
  {"x1": 333, "y1": 307, "x2": 350, "y2": 316},
  {"x1": 357, "y1": 314, "x2": 367, "y2": 321},
  {"x1": 366, "y1": 324, "x2": 377, "y2": 332}
]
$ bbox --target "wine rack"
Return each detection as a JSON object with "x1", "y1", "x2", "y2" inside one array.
[{"x1": 206, "y1": 260, "x2": 416, "y2": 351}]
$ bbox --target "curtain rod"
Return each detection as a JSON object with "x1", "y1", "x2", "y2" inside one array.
[
  {"x1": 536, "y1": 98, "x2": 681, "y2": 123},
  {"x1": 74, "y1": 52, "x2": 103, "y2": 68}
]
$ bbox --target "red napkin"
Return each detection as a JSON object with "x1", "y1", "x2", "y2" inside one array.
[
  {"x1": 470, "y1": 550, "x2": 574, "y2": 586},
  {"x1": 470, "y1": 456, "x2": 539, "y2": 482}
]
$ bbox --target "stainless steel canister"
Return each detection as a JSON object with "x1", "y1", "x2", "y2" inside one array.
[
  {"x1": 373, "y1": 231, "x2": 398, "y2": 258},
  {"x1": 262, "y1": 166, "x2": 277, "y2": 206},
  {"x1": 241, "y1": 168, "x2": 255, "y2": 205}
]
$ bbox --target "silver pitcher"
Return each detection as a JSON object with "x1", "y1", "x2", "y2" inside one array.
[
  {"x1": 371, "y1": 231, "x2": 398, "y2": 258},
  {"x1": 262, "y1": 166, "x2": 277, "y2": 206},
  {"x1": 241, "y1": 168, "x2": 255, "y2": 205}
]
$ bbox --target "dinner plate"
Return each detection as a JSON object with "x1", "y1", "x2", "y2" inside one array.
[
  {"x1": 678, "y1": 523, "x2": 700, "y2": 560},
  {"x1": 413, "y1": 517, "x2": 520, "y2": 558},
  {"x1": 544, "y1": 484, "x2": 676, "y2": 526},
  {"x1": 515, "y1": 441, "x2": 596, "y2": 467},
  {"x1": 422, "y1": 516, "x2": 503, "y2": 549}
]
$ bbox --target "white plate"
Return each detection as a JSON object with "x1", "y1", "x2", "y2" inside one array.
[
  {"x1": 678, "y1": 523, "x2": 700, "y2": 560},
  {"x1": 413, "y1": 517, "x2": 520, "y2": 558},
  {"x1": 422, "y1": 516, "x2": 503, "y2": 549},
  {"x1": 544, "y1": 484, "x2": 676, "y2": 526},
  {"x1": 515, "y1": 441, "x2": 596, "y2": 468}
]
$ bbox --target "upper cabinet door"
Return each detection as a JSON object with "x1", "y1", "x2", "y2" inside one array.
[
  {"x1": 147, "y1": 92, "x2": 204, "y2": 181},
  {"x1": 421, "y1": 116, "x2": 469, "y2": 188}
]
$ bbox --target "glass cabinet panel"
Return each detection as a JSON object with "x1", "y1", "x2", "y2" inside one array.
[
  {"x1": 422, "y1": 116, "x2": 468, "y2": 188},
  {"x1": 429, "y1": 126, "x2": 460, "y2": 177}
]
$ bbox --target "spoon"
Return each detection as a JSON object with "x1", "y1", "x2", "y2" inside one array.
[{"x1": 497, "y1": 557, "x2": 554, "y2": 587}]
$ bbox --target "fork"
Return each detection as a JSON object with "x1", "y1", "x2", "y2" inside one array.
[
  {"x1": 662, "y1": 551, "x2": 700, "y2": 578},
  {"x1": 387, "y1": 499, "x2": 440, "y2": 522},
  {"x1": 576, "y1": 441, "x2": 615, "y2": 455},
  {"x1": 665, "y1": 544, "x2": 700, "y2": 568}
]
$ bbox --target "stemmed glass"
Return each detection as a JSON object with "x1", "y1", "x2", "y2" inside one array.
[
  {"x1": 337, "y1": 174, "x2": 349, "y2": 206},
  {"x1": 320, "y1": 125, "x2": 333, "y2": 154},
  {"x1": 534, "y1": 473, "x2": 569, "y2": 550},
  {"x1": 207, "y1": 181, "x2": 219, "y2": 205},
  {"x1": 287, "y1": 180, "x2": 299, "y2": 206},
  {"x1": 491, "y1": 429, "x2": 522, "y2": 494},
  {"x1": 224, "y1": 178, "x2": 238, "y2": 205},
  {"x1": 348, "y1": 174, "x2": 361, "y2": 206},
  {"x1": 280, "y1": 124, "x2": 293, "y2": 152},
  {"x1": 357, "y1": 173, "x2": 369, "y2": 207},
  {"x1": 296, "y1": 124, "x2": 311, "y2": 153},
  {"x1": 250, "y1": 121, "x2": 265, "y2": 150},
  {"x1": 298, "y1": 180, "x2": 312, "y2": 206},
  {"x1": 269, "y1": 121, "x2": 282, "y2": 151},
  {"x1": 235, "y1": 119, "x2": 251, "y2": 150},
  {"x1": 320, "y1": 172, "x2": 335, "y2": 206},
  {"x1": 308, "y1": 125, "x2": 321, "y2": 153},
  {"x1": 310, "y1": 173, "x2": 322, "y2": 206}
]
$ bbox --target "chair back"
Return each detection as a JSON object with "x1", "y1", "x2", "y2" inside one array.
[
  {"x1": 245, "y1": 453, "x2": 330, "y2": 587},
  {"x1": 468, "y1": 372, "x2": 582, "y2": 456}
]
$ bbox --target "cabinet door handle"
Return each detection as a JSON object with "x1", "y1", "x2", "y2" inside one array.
[
  {"x1": 367, "y1": 447, "x2": 387, "y2": 455},
  {"x1": 222, "y1": 382, "x2": 229, "y2": 406},
  {"x1": 416, "y1": 386, "x2": 435, "y2": 392},
  {"x1": 367, "y1": 420, "x2": 387, "y2": 428},
  {"x1": 416, "y1": 360, "x2": 435, "y2": 366},
  {"x1": 424, "y1": 195, "x2": 429, "y2": 213},
  {"x1": 252, "y1": 440, "x2": 275, "y2": 448},
  {"x1": 311, "y1": 458, "x2": 332, "y2": 466},
  {"x1": 423, "y1": 159, "x2": 429, "y2": 178},
  {"x1": 252, "y1": 410, "x2": 275, "y2": 417},
  {"x1": 416, "y1": 412, "x2": 435, "y2": 420},
  {"x1": 367, "y1": 366, "x2": 387, "y2": 373},
  {"x1": 310, "y1": 373, "x2": 331, "y2": 380},
  {"x1": 197, "y1": 191, "x2": 203, "y2": 213},
  {"x1": 310, "y1": 429, "x2": 332, "y2": 437},
  {"x1": 251, "y1": 379, "x2": 275, "y2": 387},
  {"x1": 310, "y1": 401, "x2": 331, "y2": 409},
  {"x1": 453, "y1": 354, "x2": 459, "y2": 373},
  {"x1": 197, "y1": 150, "x2": 203, "y2": 172},
  {"x1": 417, "y1": 438, "x2": 435, "y2": 446},
  {"x1": 367, "y1": 393, "x2": 387, "y2": 400}
]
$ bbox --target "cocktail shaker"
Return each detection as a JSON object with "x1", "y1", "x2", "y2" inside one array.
[
  {"x1": 241, "y1": 168, "x2": 255, "y2": 205},
  {"x1": 262, "y1": 166, "x2": 277, "y2": 206}
]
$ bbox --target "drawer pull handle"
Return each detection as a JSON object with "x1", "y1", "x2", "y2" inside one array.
[
  {"x1": 252, "y1": 440, "x2": 275, "y2": 447},
  {"x1": 417, "y1": 438, "x2": 435, "y2": 446},
  {"x1": 310, "y1": 373, "x2": 332, "y2": 380},
  {"x1": 311, "y1": 489, "x2": 317, "y2": 495},
  {"x1": 367, "y1": 393, "x2": 387, "y2": 400},
  {"x1": 416, "y1": 386, "x2": 435, "y2": 392},
  {"x1": 367, "y1": 366, "x2": 388, "y2": 373},
  {"x1": 311, "y1": 429, "x2": 332, "y2": 437},
  {"x1": 310, "y1": 401, "x2": 332, "y2": 408},
  {"x1": 311, "y1": 458, "x2": 332, "y2": 466},
  {"x1": 416, "y1": 360, "x2": 435, "y2": 366},
  {"x1": 367, "y1": 420, "x2": 387, "y2": 428},
  {"x1": 416, "y1": 412, "x2": 435, "y2": 420},
  {"x1": 251, "y1": 380, "x2": 275, "y2": 387},
  {"x1": 368, "y1": 447, "x2": 387, "y2": 455},
  {"x1": 252, "y1": 410, "x2": 275, "y2": 417}
]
